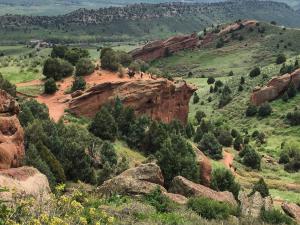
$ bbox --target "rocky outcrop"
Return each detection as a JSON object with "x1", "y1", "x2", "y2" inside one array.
[
  {"x1": 218, "y1": 20, "x2": 257, "y2": 36},
  {"x1": 0, "y1": 166, "x2": 51, "y2": 201},
  {"x1": 193, "y1": 146, "x2": 212, "y2": 186},
  {"x1": 169, "y1": 176, "x2": 237, "y2": 206},
  {"x1": 251, "y1": 68, "x2": 300, "y2": 106},
  {"x1": 0, "y1": 90, "x2": 24, "y2": 169},
  {"x1": 282, "y1": 202, "x2": 300, "y2": 223},
  {"x1": 238, "y1": 191, "x2": 273, "y2": 218},
  {"x1": 130, "y1": 33, "x2": 199, "y2": 62},
  {"x1": 69, "y1": 79, "x2": 196, "y2": 124}
]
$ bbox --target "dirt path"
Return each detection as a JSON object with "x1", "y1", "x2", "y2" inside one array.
[{"x1": 16, "y1": 69, "x2": 154, "y2": 122}]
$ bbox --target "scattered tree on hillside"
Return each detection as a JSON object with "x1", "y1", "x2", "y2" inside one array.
[
  {"x1": 75, "y1": 58, "x2": 94, "y2": 76},
  {"x1": 287, "y1": 83, "x2": 297, "y2": 98},
  {"x1": 44, "y1": 78, "x2": 57, "y2": 94},
  {"x1": 249, "y1": 67, "x2": 261, "y2": 77},
  {"x1": 0, "y1": 73, "x2": 16, "y2": 96},
  {"x1": 245, "y1": 104, "x2": 258, "y2": 117},
  {"x1": 276, "y1": 54, "x2": 286, "y2": 64},
  {"x1": 71, "y1": 76, "x2": 86, "y2": 92},
  {"x1": 43, "y1": 58, "x2": 74, "y2": 81},
  {"x1": 199, "y1": 132, "x2": 222, "y2": 160},
  {"x1": 258, "y1": 103, "x2": 272, "y2": 117},
  {"x1": 193, "y1": 92, "x2": 200, "y2": 104},
  {"x1": 250, "y1": 178, "x2": 269, "y2": 197},
  {"x1": 195, "y1": 110, "x2": 206, "y2": 124},
  {"x1": 207, "y1": 77, "x2": 215, "y2": 84}
]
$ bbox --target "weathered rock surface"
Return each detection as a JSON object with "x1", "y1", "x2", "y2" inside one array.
[
  {"x1": 218, "y1": 20, "x2": 257, "y2": 36},
  {"x1": 282, "y1": 202, "x2": 300, "y2": 223},
  {"x1": 0, "y1": 166, "x2": 51, "y2": 201},
  {"x1": 251, "y1": 68, "x2": 300, "y2": 106},
  {"x1": 163, "y1": 192, "x2": 188, "y2": 205},
  {"x1": 69, "y1": 79, "x2": 196, "y2": 124},
  {"x1": 169, "y1": 176, "x2": 237, "y2": 206},
  {"x1": 193, "y1": 146, "x2": 212, "y2": 186},
  {"x1": 130, "y1": 33, "x2": 199, "y2": 62},
  {"x1": 238, "y1": 191, "x2": 273, "y2": 218},
  {"x1": 0, "y1": 90, "x2": 24, "y2": 169},
  {"x1": 97, "y1": 163, "x2": 167, "y2": 196}
]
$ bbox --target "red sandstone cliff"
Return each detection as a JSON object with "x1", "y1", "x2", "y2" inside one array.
[
  {"x1": 251, "y1": 68, "x2": 300, "y2": 106},
  {"x1": 69, "y1": 78, "x2": 196, "y2": 124},
  {"x1": 0, "y1": 90, "x2": 24, "y2": 169},
  {"x1": 130, "y1": 33, "x2": 199, "y2": 62}
]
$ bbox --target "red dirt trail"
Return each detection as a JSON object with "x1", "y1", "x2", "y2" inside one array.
[{"x1": 16, "y1": 69, "x2": 153, "y2": 122}]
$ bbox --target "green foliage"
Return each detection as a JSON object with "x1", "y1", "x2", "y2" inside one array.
[
  {"x1": 44, "y1": 78, "x2": 57, "y2": 94},
  {"x1": 250, "y1": 178, "x2": 269, "y2": 198},
  {"x1": 276, "y1": 53, "x2": 287, "y2": 64},
  {"x1": 258, "y1": 103, "x2": 272, "y2": 117},
  {"x1": 156, "y1": 134, "x2": 199, "y2": 186},
  {"x1": 286, "y1": 109, "x2": 300, "y2": 125},
  {"x1": 233, "y1": 135, "x2": 243, "y2": 151},
  {"x1": 51, "y1": 45, "x2": 68, "y2": 58},
  {"x1": 211, "y1": 168, "x2": 240, "y2": 199},
  {"x1": 43, "y1": 58, "x2": 74, "y2": 81},
  {"x1": 280, "y1": 141, "x2": 300, "y2": 172},
  {"x1": 75, "y1": 58, "x2": 94, "y2": 76},
  {"x1": 249, "y1": 67, "x2": 261, "y2": 77},
  {"x1": 287, "y1": 83, "x2": 297, "y2": 98},
  {"x1": 216, "y1": 38, "x2": 225, "y2": 49},
  {"x1": 185, "y1": 122, "x2": 195, "y2": 139},
  {"x1": 51, "y1": 46, "x2": 90, "y2": 65},
  {"x1": 100, "y1": 48, "x2": 119, "y2": 71},
  {"x1": 207, "y1": 77, "x2": 215, "y2": 84},
  {"x1": 144, "y1": 187, "x2": 176, "y2": 213},
  {"x1": 89, "y1": 107, "x2": 118, "y2": 141},
  {"x1": 241, "y1": 145, "x2": 261, "y2": 170},
  {"x1": 188, "y1": 197, "x2": 236, "y2": 220},
  {"x1": 71, "y1": 76, "x2": 86, "y2": 92},
  {"x1": 193, "y1": 92, "x2": 200, "y2": 104},
  {"x1": 217, "y1": 130, "x2": 233, "y2": 147},
  {"x1": 245, "y1": 104, "x2": 258, "y2": 117},
  {"x1": 198, "y1": 132, "x2": 222, "y2": 160},
  {"x1": 0, "y1": 73, "x2": 16, "y2": 96},
  {"x1": 195, "y1": 110, "x2": 206, "y2": 124},
  {"x1": 261, "y1": 209, "x2": 295, "y2": 225}
]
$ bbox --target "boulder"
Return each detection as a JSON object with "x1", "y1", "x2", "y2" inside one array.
[
  {"x1": 0, "y1": 90, "x2": 24, "y2": 169},
  {"x1": 130, "y1": 33, "x2": 199, "y2": 62},
  {"x1": 69, "y1": 79, "x2": 196, "y2": 124},
  {"x1": 0, "y1": 166, "x2": 51, "y2": 202},
  {"x1": 218, "y1": 20, "x2": 257, "y2": 36},
  {"x1": 238, "y1": 191, "x2": 273, "y2": 218},
  {"x1": 193, "y1": 146, "x2": 212, "y2": 186},
  {"x1": 251, "y1": 68, "x2": 300, "y2": 105},
  {"x1": 163, "y1": 192, "x2": 188, "y2": 205},
  {"x1": 282, "y1": 202, "x2": 300, "y2": 223},
  {"x1": 97, "y1": 163, "x2": 167, "y2": 196},
  {"x1": 169, "y1": 176, "x2": 237, "y2": 206}
]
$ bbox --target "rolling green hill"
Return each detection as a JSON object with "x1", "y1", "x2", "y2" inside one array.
[{"x1": 0, "y1": 1, "x2": 299, "y2": 44}]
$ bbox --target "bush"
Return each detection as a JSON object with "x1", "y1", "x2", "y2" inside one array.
[
  {"x1": 89, "y1": 107, "x2": 118, "y2": 141},
  {"x1": 211, "y1": 168, "x2": 240, "y2": 198},
  {"x1": 249, "y1": 67, "x2": 261, "y2": 77},
  {"x1": 0, "y1": 73, "x2": 16, "y2": 96},
  {"x1": 233, "y1": 136, "x2": 243, "y2": 151},
  {"x1": 157, "y1": 134, "x2": 199, "y2": 186},
  {"x1": 242, "y1": 147, "x2": 261, "y2": 170},
  {"x1": 207, "y1": 77, "x2": 215, "y2": 84},
  {"x1": 195, "y1": 110, "x2": 206, "y2": 124},
  {"x1": 193, "y1": 92, "x2": 200, "y2": 104},
  {"x1": 276, "y1": 54, "x2": 286, "y2": 64},
  {"x1": 217, "y1": 130, "x2": 233, "y2": 147},
  {"x1": 287, "y1": 83, "x2": 297, "y2": 98},
  {"x1": 199, "y1": 133, "x2": 222, "y2": 160},
  {"x1": 216, "y1": 38, "x2": 225, "y2": 48},
  {"x1": 100, "y1": 48, "x2": 119, "y2": 71},
  {"x1": 261, "y1": 209, "x2": 294, "y2": 225},
  {"x1": 44, "y1": 78, "x2": 57, "y2": 94},
  {"x1": 245, "y1": 104, "x2": 258, "y2": 117},
  {"x1": 75, "y1": 58, "x2": 94, "y2": 76},
  {"x1": 43, "y1": 58, "x2": 74, "y2": 81},
  {"x1": 286, "y1": 110, "x2": 300, "y2": 125},
  {"x1": 250, "y1": 178, "x2": 269, "y2": 197},
  {"x1": 144, "y1": 188, "x2": 175, "y2": 213},
  {"x1": 71, "y1": 76, "x2": 86, "y2": 92},
  {"x1": 258, "y1": 103, "x2": 272, "y2": 117},
  {"x1": 187, "y1": 197, "x2": 236, "y2": 220}
]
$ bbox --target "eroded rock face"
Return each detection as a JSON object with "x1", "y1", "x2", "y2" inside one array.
[
  {"x1": 69, "y1": 79, "x2": 196, "y2": 124},
  {"x1": 193, "y1": 146, "x2": 212, "y2": 186},
  {"x1": 238, "y1": 191, "x2": 273, "y2": 218},
  {"x1": 282, "y1": 202, "x2": 300, "y2": 223},
  {"x1": 169, "y1": 176, "x2": 237, "y2": 206},
  {"x1": 0, "y1": 90, "x2": 24, "y2": 169},
  {"x1": 218, "y1": 20, "x2": 257, "y2": 36},
  {"x1": 130, "y1": 33, "x2": 199, "y2": 62},
  {"x1": 0, "y1": 166, "x2": 51, "y2": 202},
  {"x1": 251, "y1": 68, "x2": 300, "y2": 106}
]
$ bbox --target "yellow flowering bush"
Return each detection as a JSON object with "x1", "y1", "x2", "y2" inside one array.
[{"x1": 0, "y1": 185, "x2": 116, "y2": 225}]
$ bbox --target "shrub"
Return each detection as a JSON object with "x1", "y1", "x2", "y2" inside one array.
[
  {"x1": 261, "y1": 209, "x2": 294, "y2": 225},
  {"x1": 240, "y1": 76, "x2": 245, "y2": 84},
  {"x1": 207, "y1": 77, "x2": 215, "y2": 84},
  {"x1": 51, "y1": 45, "x2": 68, "y2": 58},
  {"x1": 287, "y1": 83, "x2": 297, "y2": 98},
  {"x1": 144, "y1": 188, "x2": 175, "y2": 213},
  {"x1": 100, "y1": 48, "x2": 119, "y2": 71},
  {"x1": 195, "y1": 110, "x2": 206, "y2": 124},
  {"x1": 249, "y1": 67, "x2": 261, "y2": 77},
  {"x1": 245, "y1": 104, "x2": 257, "y2": 117},
  {"x1": 217, "y1": 130, "x2": 233, "y2": 147},
  {"x1": 185, "y1": 122, "x2": 195, "y2": 139},
  {"x1": 228, "y1": 71, "x2": 234, "y2": 76},
  {"x1": 44, "y1": 78, "x2": 57, "y2": 94},
  {"x1": 43, "y1": 58, "x2": 74, "y2": 81},
  {"x1": 199, "y1": 132, "x2": 222, "y2": 160},
  {"x1": 0, "y1": 73, "x2": 16, "y2": 96},
  {"x1": 215, "y1": 80, "x2": 223, "y2": 87},
  {"x1": 258, "y1": 103, "x2": 272, "y2": 117},
  {"x1": 276, "y1": 54, "x2": 286, "y2": 64},
  {"x1": 216, "y1": 38, "x2": 225, "y2": 48},
  {"x1": 65, "y1": 48, "x2": 89, "y2": 65},
  {"x1": 75, "y1": 58, "x2": 94, "y2": 76},
  {"x1": 71, "y1": 76, "x2": 86, "y2": 92},
  {"x1": 250, "y1": 178, "x2": 269, "y2": 197},
  {"x1": 286, "y1": 110, "x2": 300, "y2": 125},
  {"x1": 231, "y1": 129, "x2": 239, "y2": 138},
  {"x1": 279, "y1": 152, "x2": 290, "y2": 164},
  {"x1": 89, "y1": 107, "x2": 118, "y2": 141},
  {"x1": 187, "y1": 197, "x2": 236, "y2": 220},
  {"x1": 211, "y1": 168, "x2": 240, "y2": 198},
  {"x1": 193, "y1": 92, "x2": 200, "y2": 104},
  {"x1": 157, "y1": 134, "x2": 199, "y2": 186},
  {"x1": 233, "y1": 136, "x2": 243, "y2": 151},
  {"x1": 242, "y1": 147, "x2": 261, "y2": 169}
]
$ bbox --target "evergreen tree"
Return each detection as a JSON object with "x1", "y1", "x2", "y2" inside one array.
[
  {"x1": 195, "y1": 110, "x2": 206, "y2": 124},
  {"x1": 258, "y1": 103, "x2": 272, "y2": 117},
  {"x1": 0, "y1": 73, "x2": 16, "y2": 96},
  {"x1": 18, "y1": 105, "x2": 34, "y2": 127},
  {"x1": 75, "y1": 58, "x2": 94, "y2": 76},
  {"x1": 233, "y1": 135, "x2": 243, "y2": 151},
  {"x1": 71, "y1": 76, "x2": 86, "y2": 92},
  {"x1": 186, "y1": 122, "x2": 195, "y2": 139},
  {"x1": 44, "y1": 78, "x2": 57, "y2": 94},
  {"x1": 287, "y1": 83, "x2": 297, "y2": 98},
  {"x1": 250, "y1": 178, "x2": 269, "y2": 197},
  {"x1": 207, "y1": 77, "x2": 215, "y2": 84},
  {"x1": 199, "y1": 133, "x2": 222, "y2": 160},
  {"x1": 243, "y1": 147, "x2": 261, "y2": 170},
  {"x1": 143, "y1": 121, "x2": 168, "y2": 154},
  {"x1": 193, "y1": 92, "x2": 200, "y2": 104},
  {"x1": 217, "y1": 130, "x2": 233, "y2": 147},
  {"x1": 245, "y1": 104, "x2": 257, "y2": 117}
]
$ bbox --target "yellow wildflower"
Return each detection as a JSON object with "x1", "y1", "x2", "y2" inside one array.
[
  {"x1": 108, "y1": 217, "x2": 115, "y2": 224},
  {"x1": 70, "y1": 200, "x2": 84, "y2": 211},
  {"x1": 40, "y1": 213, "x2": 49, "y2": 223},
  {"x1": 79, "y1": 217, "x2": 88, "y2": 225},
  {"x1": 89, "y1": 207, "x2": 96, "y2": 216}
]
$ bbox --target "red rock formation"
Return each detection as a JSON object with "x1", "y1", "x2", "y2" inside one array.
[
  {"x1": 282, "y1": 202, "x2": 300, "y2": 223},
  {"x1": 218, "y1": 20, "x2": 257, "y2": 36},
  {"x1": 69, "y1": 78, "x2": 196, "y2": 124},
  {"x1": 0, "y1": 90, "x2": 24, "y2": 169},
  {"x1": 130, "y1": 33, "x2": 199, "y2": 62},
  {"x1": 251, "y1": 68, "x2": 300, "y2": 105}
]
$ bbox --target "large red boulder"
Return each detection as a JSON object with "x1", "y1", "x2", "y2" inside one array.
[
  {"x1": 0, "y1": 90, "x2": 24, "y2": 169},
  {"x1": 69, "y1": 79, "x2": 196, "y2": 124}
]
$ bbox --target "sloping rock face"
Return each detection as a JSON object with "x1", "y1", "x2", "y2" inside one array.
[
  {"x1": 193, "y1": 146, "x2": 212, "y2": 186},
  {"x1": 130, "y1": 33, "x2": 199, "y2": 62},
  {"x1": 251, "y1": 68, "x2": 300, "y2": 106},
  {"x1": 0, "y1": 90, "x2": 24, "y2": 169},
  {"x1": 69, "y1": 79, "x2": 196, "y2": 124},
  {"x1": 169, "y1": 176, "x2": 237, "y2": 206},
  {"x1": 218, "y1": 20, "x2": 257, "y2": 36},
  {"x1": 282, "y1": 202, "x2": 300, "y2": 223},
  {"x1": 0, "y1": 166, "x2": 51, "y2": 201},
  {"x1": 98, "y1": 163, "x2": 167, "y2": 196},
  {"x1": 238, "y1": 191, "x2": 273, "y2": 218}
]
